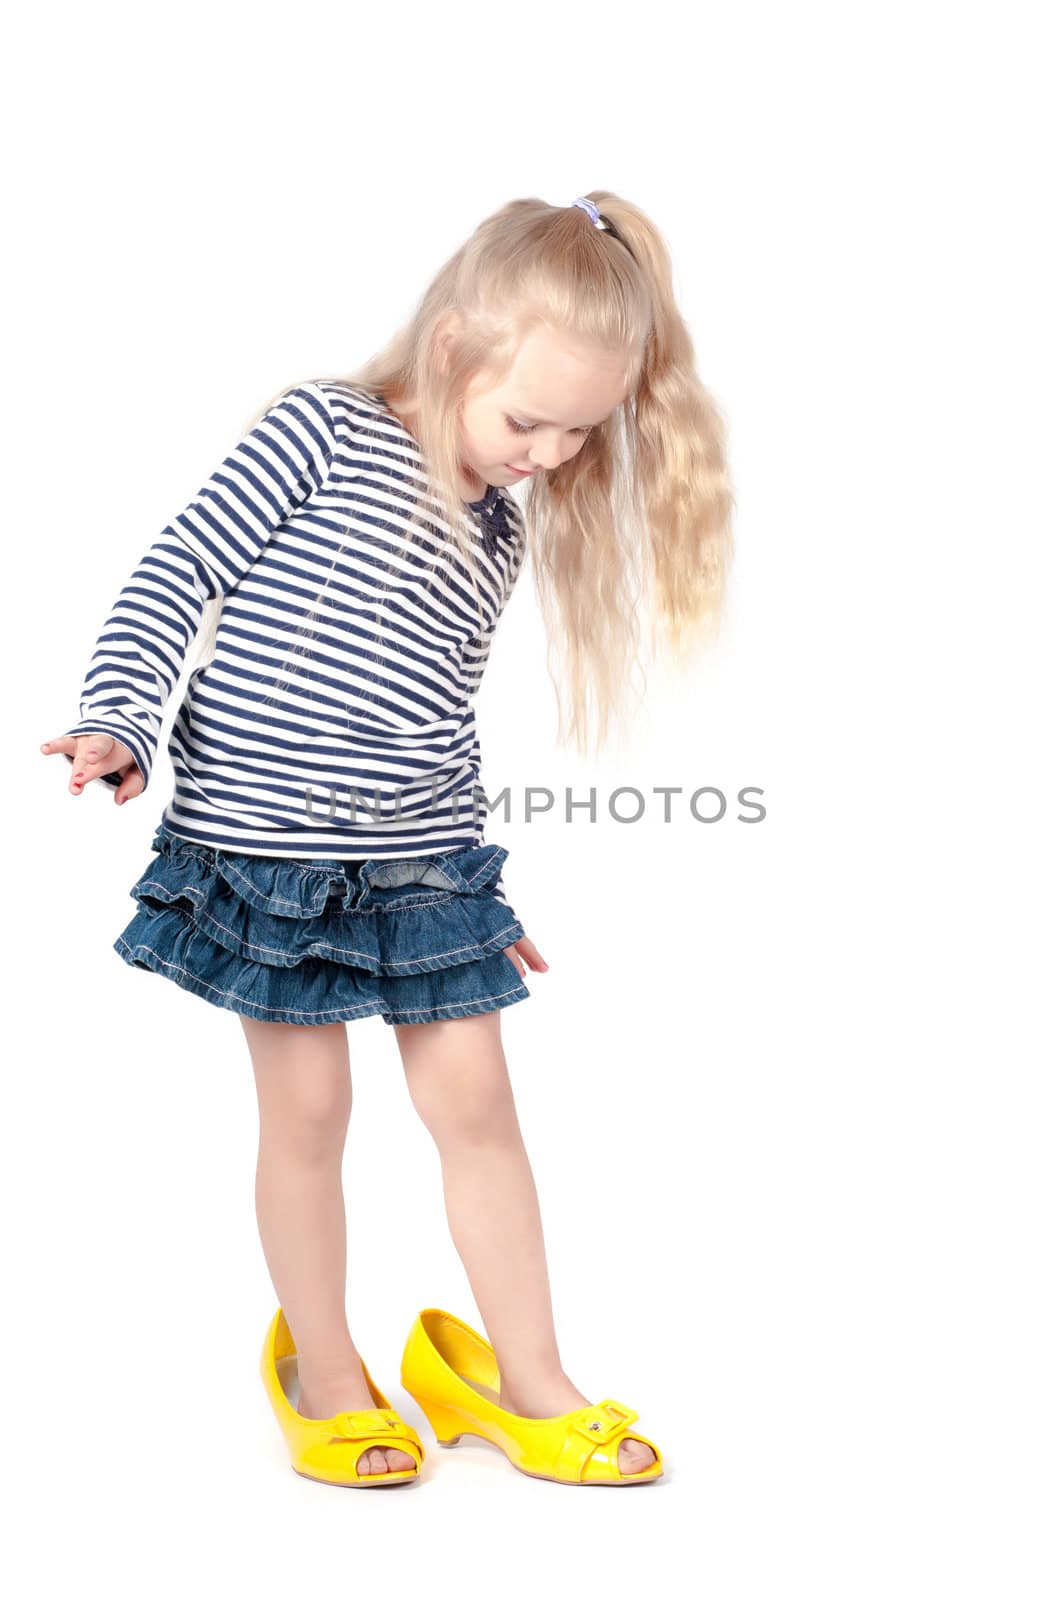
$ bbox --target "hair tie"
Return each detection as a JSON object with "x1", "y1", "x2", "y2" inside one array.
[
  {"x1": 570, "y1": 196, "x2": 632, "y2": 254},
  {"x1": 571, "y1": 197, "x2": 603, "y2": 226}
]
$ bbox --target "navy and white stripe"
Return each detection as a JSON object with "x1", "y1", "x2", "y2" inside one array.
[{"x1": 64, "y1": 382, "x2": 526, "y2": 903}]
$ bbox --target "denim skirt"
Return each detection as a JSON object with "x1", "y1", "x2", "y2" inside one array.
[{"x1": 112, "y1": 824, "x2": 530, "y2": 1027}]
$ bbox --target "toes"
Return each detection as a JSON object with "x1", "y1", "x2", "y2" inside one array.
[
  {"x1": 357, "y1": 1445, "x2": 416, "y2": 1475},
  {"x1": 617, "y1": 1437, "x2": 658, "y2": 1474}
]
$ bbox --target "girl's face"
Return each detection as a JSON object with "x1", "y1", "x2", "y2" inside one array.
[{"x1": 457, "y1": 326, "x2": 630, "y2": 494}]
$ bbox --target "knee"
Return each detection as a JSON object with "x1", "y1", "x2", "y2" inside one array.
[
  {"x1": 411, "y1": 1069, "x2": 517, "y2": 1149},
  {"x1": 259, "y1": 1078, "x2": 351, "y2": 1161}
]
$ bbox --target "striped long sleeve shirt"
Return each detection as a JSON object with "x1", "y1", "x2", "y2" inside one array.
[{"x1": 63, "y1": 381, "x2": 526, "y2": 906}]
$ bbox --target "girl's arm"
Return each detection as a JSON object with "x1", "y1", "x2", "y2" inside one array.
[
  {"x1": 464, "y1": 532, "x2": 526, "y2": 919},
  {"x1": 61, "y1": 382, "x2": 338, "y2": 789}
]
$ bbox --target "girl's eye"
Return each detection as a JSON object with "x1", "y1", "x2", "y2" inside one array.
[{"x1": 504, "y1": 416, "x2": 594, "y2": 437}]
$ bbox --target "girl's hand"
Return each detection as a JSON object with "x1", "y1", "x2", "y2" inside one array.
[
  {"x1": 39, "y1": 733, "x2": 145, "y2": 805},
  {"x1": 504, "y1": 936, "x2": 549, "y2": 979}
]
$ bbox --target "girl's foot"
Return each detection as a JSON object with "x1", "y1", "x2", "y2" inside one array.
[
  {"x1": 296, "y1": 1373, "x2": 418, "y2": 1477},
  {"x1": 496, "y1": 1372, "x2": 657, "y2": 1475}
]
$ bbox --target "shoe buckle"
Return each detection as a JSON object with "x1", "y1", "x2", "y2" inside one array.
[
  {"x1": 330, "y1": 1408, "x2": 399, "y2": 1441},
  {"x1": 571, "y1": 1400, "x2": 638, "y2": 1445}
]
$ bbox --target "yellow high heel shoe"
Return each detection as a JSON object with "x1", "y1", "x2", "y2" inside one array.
[
  {"x1": 260, "y1": 1306, "x2": 424, "y2": 1488},
  {"x1": 400, "y1": 1307, "x2": 663, "y2": 1487}
]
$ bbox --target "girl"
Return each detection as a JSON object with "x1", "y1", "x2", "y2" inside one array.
[{"x1": 41, "y1": 192, "x2": 734, "y2": 1489}]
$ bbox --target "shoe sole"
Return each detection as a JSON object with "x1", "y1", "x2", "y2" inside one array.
[
  {"x1": 292, "y1": 1465, "x2": 420, "y2": 1488},
  {"x1": 434, "y1": 1430, "x2": 662, "y2": 1485}
]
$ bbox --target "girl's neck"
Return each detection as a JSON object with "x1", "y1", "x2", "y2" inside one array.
[{"x1": 461, "y1": 466, "x2": 490, "y2": 501}]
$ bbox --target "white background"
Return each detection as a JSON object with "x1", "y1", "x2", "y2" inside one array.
[{"x1": 5, "y1": 2, "x2": 1060, "y2": 1594}]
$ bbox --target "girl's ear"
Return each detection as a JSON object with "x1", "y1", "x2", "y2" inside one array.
[{"x1": 433, "y1": 309, "x2": 462, "y2": 373}]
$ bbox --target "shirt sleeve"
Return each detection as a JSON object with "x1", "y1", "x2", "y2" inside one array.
[
  {"x1": 464, "y1": 523, "x2": 526, "y2": 922},
  {"x1": 489, "y1": 876, "x2": 520, "y2": 924},
  {"x1": 462, "y1": 522, "x2": 525, "y2": 699},
  {"x1": 61, "y1": 382, "x2": 338, "y2": 790}
]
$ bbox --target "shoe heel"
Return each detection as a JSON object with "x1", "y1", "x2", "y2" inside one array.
[{"x1": 412, "y1": 1394, "x2": 467, "y2": 1448}]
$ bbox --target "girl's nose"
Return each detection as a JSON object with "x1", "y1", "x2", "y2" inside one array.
[{"x1": 528, "y1": 439, "x2": 567, "y2": 471}]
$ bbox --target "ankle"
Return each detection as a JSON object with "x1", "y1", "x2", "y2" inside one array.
[
  {"x1": 297, "y1": 1368, "x2": 375, "y2": 1416},
  {"x1": 495, "y1": 1345, "x2": 566, "y2": 1381},
  {"x1": 496, "y1": 1360, "x2": 569, "y2": 1392},
  {"x1": 297, "y1": 1350, "x2": 365, "y2": 1393}
]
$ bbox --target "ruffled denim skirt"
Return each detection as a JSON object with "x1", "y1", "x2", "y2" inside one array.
[{"x1": 113, "y1": 824, "x2": 530, "y2": 1027}]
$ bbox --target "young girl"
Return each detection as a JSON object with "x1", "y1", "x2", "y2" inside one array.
[{"x1": 41, "y1": 192, "x2": 733, "y2": 1490}]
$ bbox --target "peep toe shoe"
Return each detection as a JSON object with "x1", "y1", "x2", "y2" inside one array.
[
  {"x1": 260, "y1": 1306, "x2": 424, "y2": 1487},
  {"x1": 400, "y1": 1307, "x2": 663, "y2": 1486}
]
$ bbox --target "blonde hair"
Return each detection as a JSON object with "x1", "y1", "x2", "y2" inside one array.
[{"x1": 194, "y1": 191, "x2": 735, "y2": 756}]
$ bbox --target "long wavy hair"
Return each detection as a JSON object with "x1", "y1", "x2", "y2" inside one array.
[{"x1": 192, "y1": 191, "x2": 735, "y2": 756}]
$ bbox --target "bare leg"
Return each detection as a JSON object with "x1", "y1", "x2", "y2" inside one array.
[
  {"x1": 393, "y1": 1011, "x2": 654, "y2": 1473},
  {"x1": 241, "y1": 1015, "x2": 415, "y2": 1477}
]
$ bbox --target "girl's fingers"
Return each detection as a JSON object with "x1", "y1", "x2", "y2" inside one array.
[
  {"x1": 517, "y1": 938, "x2": 549, "y2": 970},
  {"x1": 111, "y1": 766, "x2": 146, "y2": 806},
  {"x1": 75, "y1": 735, "x2": 117, "y2": 769},
  {"x1": 69, "y1": 739, "x2": 108, "y2": 794},
  {"x1": 41, "y1": 734, "x2": 138, "y2": 797},
  {"x1": 508, "y1": 937, "x2": 549, "y2": 974},
  {"x1": 39, "y1": 737, "x2": 82, "y2": 791}
]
